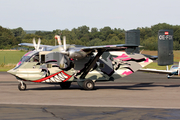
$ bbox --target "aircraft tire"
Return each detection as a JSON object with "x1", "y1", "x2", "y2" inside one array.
[
  {"x1": 18, "y1": 82, "x2": 26, "y2": 91},
  {"x1": 60, "y1": 82, "x2": 71, "y2": 89},
  {"x1": 83, "y1": 79, "x2": 94, "y2": 90}
]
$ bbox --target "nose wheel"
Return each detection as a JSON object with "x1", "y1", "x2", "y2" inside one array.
[{"x1": 18, "y1": 81, "x2": 26, "y2": 91}]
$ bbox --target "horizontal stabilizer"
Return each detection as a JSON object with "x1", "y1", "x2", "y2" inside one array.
[
  {"x1": 139, "y1": 68, "x2": 173, "y2": 74},
  {"x1": 142, "y1": 54, "x2": 158, "y2": 60}
]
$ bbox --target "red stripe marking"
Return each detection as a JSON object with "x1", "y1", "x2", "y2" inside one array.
[{"x1": 32, "y1": 71, "x2": 72, "y2": 83}]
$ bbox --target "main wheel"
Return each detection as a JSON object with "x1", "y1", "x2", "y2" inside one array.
[
  {"x1": 18, "y1": 82, "x2": 26, "y2": 91},
  {"x1": 60, "y1": 82, "x2": 71, "y2": 89},
  {"x1": 83, "y1": 79, "x2": 94, "y2": 90}
]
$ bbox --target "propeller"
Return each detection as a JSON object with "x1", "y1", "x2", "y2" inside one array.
[
  {"x1": 63, "y1": 36, "x2": 67, "y2": 51},
  {"x1": 55, "y1": 35, "x2": 68, "y2": 53},
  {"x1": 55, "y1": 35, "x2": 63, "y2": 51},
  {"x1": 54, "y1": 35, "x2": 87, "y2": 59},
  {"x1": 37, "y1": 38, "x2": 41, "y2": 50},
  {"x1": 55, "y1": 35, "x2": 69, "y2": 69},
  {"x1": 55, "y1": 35, "x2": 62, "y2": 45},
  {"x1": 33, "y1": 38, "x2": 41, "y2": 51},
  {"x1": 33, "y1": 38, "x2": 37, "y2": 50}
]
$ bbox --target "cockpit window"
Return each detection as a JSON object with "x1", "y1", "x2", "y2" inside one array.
[
  {"x1": 13, "y1": 56, "x2": 31, "y2": 70},
  {"x1": 13, "y1": 51, "x2": 39, "y2": 70},
  {"x1": 20, "y1": 56, "x2": 31, "y2": 63},
  {"x1": 29, "y1": 55, "x2": 39, "y2": 62}
]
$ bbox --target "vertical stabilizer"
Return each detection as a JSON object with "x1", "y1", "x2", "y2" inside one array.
[
  {"x1": 125, "y1": 30, "x2": 140, "y2": 54},
  {"x1": 158, "y1": 29, "x2": 173, "y2": 66}
]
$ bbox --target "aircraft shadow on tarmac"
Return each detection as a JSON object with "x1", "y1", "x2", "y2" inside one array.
[
  {"x1": 94, "y1": 83, "x2": 180, "y2": 90},
  {"x1": 25, "y1": 82, "x2": 180, "y2": 91}
]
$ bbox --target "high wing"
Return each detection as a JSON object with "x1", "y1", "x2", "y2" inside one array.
[
  {"x1": 18, "y1": 43, "x2": 56, "y2": 51},
  {"x1": 79, "y1": 44, "x2": 139, "y2": 55},
  {"x1": 81, "y1": 44, "x2": 138, "y2": 51},
  {"x1": 18, "y1": 43, "x2": 52, "y2": 48},
  {"x1": 19, "y1": 43, "x2": 138, "y2": 50}
]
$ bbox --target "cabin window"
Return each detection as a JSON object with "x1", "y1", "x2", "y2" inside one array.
[
  {"x1": 41, "y1": 55, "x2": 45, "y2": 63},
  {"x1": 33, "y1": 55, "x2": 39, "y2": 62},
  {"x1": 28, "y1": 53, "x2": 39, "y2": 62}
]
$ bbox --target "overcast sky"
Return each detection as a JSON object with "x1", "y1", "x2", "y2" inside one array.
[{"x1": 0, "y1": 0, "x2": 179, "y2": 31}]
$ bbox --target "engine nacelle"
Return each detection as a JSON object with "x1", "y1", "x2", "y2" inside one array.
[{"x1": 68, "y1": 48, "x2": 87, "y2": 59}]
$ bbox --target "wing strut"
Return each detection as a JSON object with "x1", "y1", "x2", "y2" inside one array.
[{"x1": 80, "y1": 49, "x2": 106, "y2": 79}]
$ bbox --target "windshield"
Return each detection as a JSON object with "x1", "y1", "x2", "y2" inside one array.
[
  {"x1": 171, "y1": 65, "x2": 178, "y2": 70},
  {"x1": 13, "y1": 51, "x2": 33, "y2": 70}
]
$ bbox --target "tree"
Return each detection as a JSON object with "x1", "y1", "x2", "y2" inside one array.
[
  {"x1": 11, "y1": 27, "x2": 26, "y2": 39},
  {"x1": 78, "y1": 25, "x2": 89, "y2": 34},
  {"x1": 87, "y1": 38, "x2": 102, "y2": 46},
  {"x1": 141, "y1": 36, "x2": 157, "y2": 50},
  {"x1": 100, "y1": 26, "x2": 113, "y2": 40},
  {"x1": 106, "y1": 34, "x2": 116, "y2": 41},
  {"x1": 0, "y1": 26, "x2": 17, "y2": 49},
  {"x1": 91, "y1": 27, "x2": 98, "y2": 33},
  {"x1": 117, "y1": 33, "x2": 125, "y2": 40},
  {"x1": 1, "y1": 23, "x2": 180, "y2": 50}
]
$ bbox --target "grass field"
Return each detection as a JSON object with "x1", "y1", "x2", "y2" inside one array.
[
  {"x1": 0, "y1": 50, "x2": 27, "y2": 71},
  {"x1": 141, "y1": 50, "x2": 180, "y2": 70},
  {"x1": 0, "y1": 50, "x2": 180, "y2": 71},
  {"x1": 0, "y1": 50, "x2": 27, "y2": 64},
  {"x1": 141, "y1": 50, "x2": 180, "y2": 62}
]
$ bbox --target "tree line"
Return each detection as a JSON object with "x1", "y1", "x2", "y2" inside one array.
[{"x1": 0, "y1": 23, "x2": 180, "y2": 50}]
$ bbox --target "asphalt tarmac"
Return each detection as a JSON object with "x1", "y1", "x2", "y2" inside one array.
[{"x1": 1, "y1": 71, "x2": 180, "y2": 120}]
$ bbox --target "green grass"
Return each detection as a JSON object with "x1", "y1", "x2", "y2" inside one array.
[
  {"x1": 0, "y1": 68, "x2": 13, "y2": 72},
  {"x1": 174, "y1": 51, "x2": 180, "y2": 62},
  {"x1": 141, "y1": 50, "x2": 180, "y2": 70},
  {"x1": 0, "y1": 50, "x2": 27, "y2": 64},
  {"x1": 142, "y1": 50, "x2": 180, "y2": 62},
  {"x1": 0, "y1": 50, "x2": 27, "y2": 71},
  {"x1": 143, "y1": 62, "x2": 171, "y2": 70}
]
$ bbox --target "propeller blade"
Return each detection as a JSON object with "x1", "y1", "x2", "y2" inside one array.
[
  {"x1": 55, "y1": 35, "x2": 64, "y2": 52},
  {"x1": 33, "y1": 38, "x2": 37, "y2": 50},
  {"x1": 55, "y1": 35, "x2": 62, "y2": 45},
  {"x1": 63, "y1": 36, "x2": 67, "y2": 51},
  {"x1": 37, "y1": 38, "x2": 41, "y2": 51}
]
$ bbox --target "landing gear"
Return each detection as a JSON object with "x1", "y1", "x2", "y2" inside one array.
[
  {"x1": 83, "y1": 79, "x2": 94, "y2": 90},
  {"x1": 18, "y1": 82, "x2": 26, "y2": 91},
  {"x1": 167, "y1": 74, "x2": 173, "y2": 79},
  {"x1": 60, "y1": 82, "x2": 71, "y2": 89}
]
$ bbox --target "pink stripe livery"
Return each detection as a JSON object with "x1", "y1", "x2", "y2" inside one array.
[
  {"x1": 17, "y1": 61, "x2": 22, "y2": 66},
  {"x1": 114, "y1": 54, "x2": 129, "y2": 59},
  {"x1": 144, "y1": 58, "x2": 149, "y2": 62},
  {"x1": 122, "y1": 71, "x2": 133, "y2": 75}
]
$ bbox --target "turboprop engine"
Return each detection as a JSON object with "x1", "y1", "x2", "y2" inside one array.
[
  {"x1": 55, "y1": 35, "x2": 89, "y2": 59},
  {"x1": 67, "y1": 48, "x2": 88, "y2": 59}
]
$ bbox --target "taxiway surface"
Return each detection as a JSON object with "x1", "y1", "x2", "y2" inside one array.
[{"x1": 1, "y1": 71, "x2": 180, "y2": 119}]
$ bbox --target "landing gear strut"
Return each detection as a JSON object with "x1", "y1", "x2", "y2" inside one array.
[{"x1": 18, "y1": 81, "x2": 26, "y2": 91}]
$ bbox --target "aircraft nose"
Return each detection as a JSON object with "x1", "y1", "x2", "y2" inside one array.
[{"x1": 7, "y1": 69, "x2": 17, "y2": 75}]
